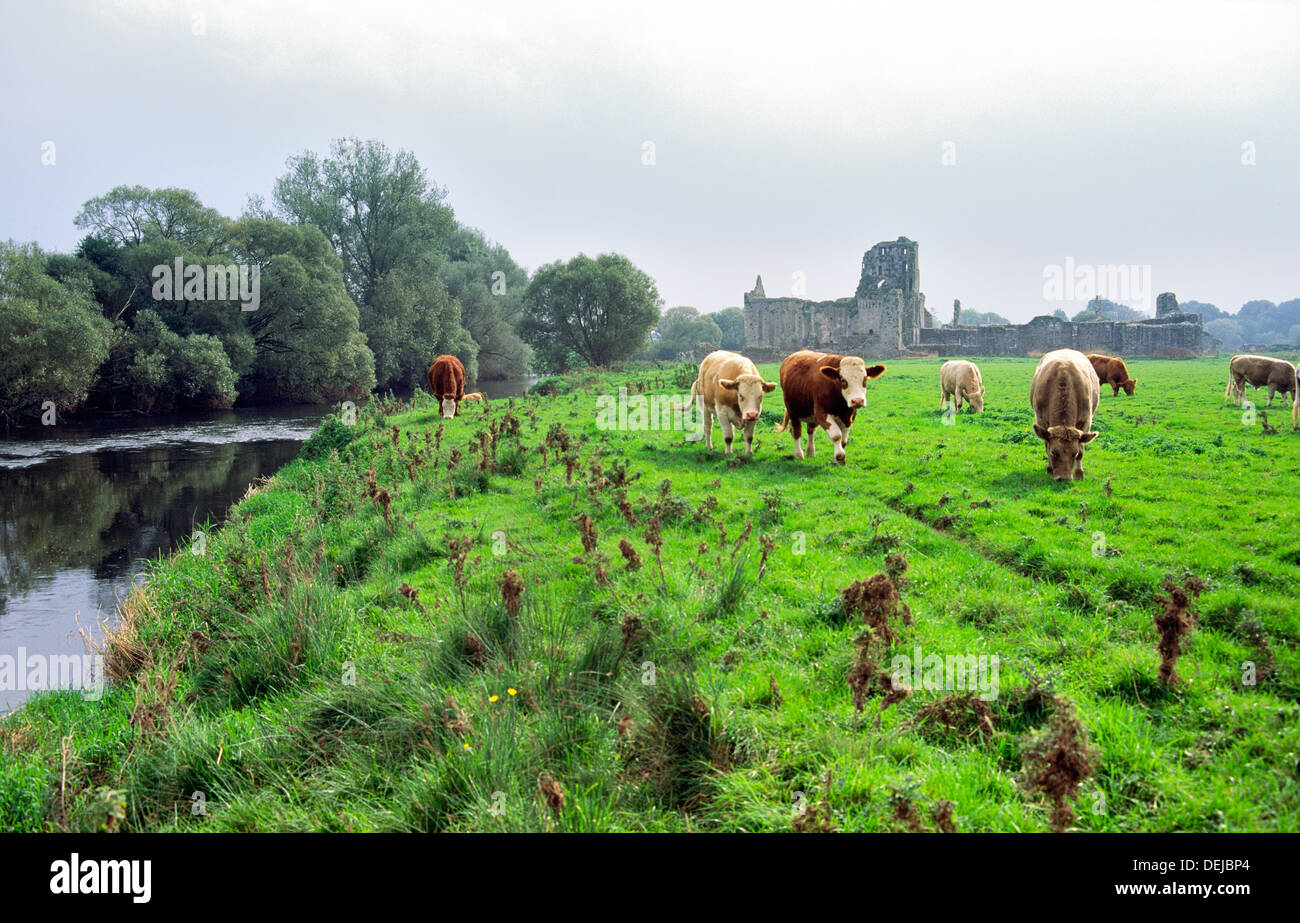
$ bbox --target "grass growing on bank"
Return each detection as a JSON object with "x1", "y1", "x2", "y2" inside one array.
[{"x1": 2, "y1": 356, "x2": 1298, "y2": 832}]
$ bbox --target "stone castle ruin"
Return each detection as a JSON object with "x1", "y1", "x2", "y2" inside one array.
[{"x1": 742, "y1": 239, "x2": 1215, "y2": 359}]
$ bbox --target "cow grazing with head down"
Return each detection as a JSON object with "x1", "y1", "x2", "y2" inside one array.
[
  {"x1": 1030, "y1": 348, "x2": 1101, "y2": 481},
  {"x1": 939, "y1": 360, "x2": 985, "y2": 413},
  {"x1": 427, "y1": 354, "x2": 466, "y2": 419},
  {"x1": 776, "y1": 349, "x2": 886, "y2": 464},
  {"x1": 1086, "y1": 353, "x2": 1137, "y2": 396},
  {"x1": 1224, "y1": 354, "x2": 1296, "y2": 409},
  {"x1": 675, "y1": 350, "x2": 777, "y2": 454}
]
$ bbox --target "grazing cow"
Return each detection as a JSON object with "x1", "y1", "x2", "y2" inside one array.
[
  {"x1": 1224, "y1": 354, "x2": 1296, "y2": 409},
  {"x1": 463, "y1": 392, "x2": 485, "y2": 403},
  {"x1": 1086, "y1": 353, "x2": 1137, "y2": 396},
  {"x1": 1030, "y1": 349, "x2": 1100, "y2": 481},
  {"x1": 776, "y1": 349, "x2": 886, "y2": 464},
  {"x1": 426, "y1": 354, "x2": 466, "y2": 419},
  {"x1": 939, "y1": 360, "x2": 985, "y2": 413},
  {"x1": 675, "y1": 350, "x2": 777, "y2": 454}
]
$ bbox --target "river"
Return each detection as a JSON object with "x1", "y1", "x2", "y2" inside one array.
[{"x1": 0, "y1": 378, "x2": 536, "y2": 713}]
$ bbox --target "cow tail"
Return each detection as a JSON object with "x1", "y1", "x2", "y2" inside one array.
[
  {"x1": 775, "y1": 409, "x2": 791, "y2": 434},
  {"x1": 671, "y1": 378, "x2": 699, "y2": 413}
]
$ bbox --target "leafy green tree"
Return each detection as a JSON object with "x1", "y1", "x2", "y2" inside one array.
[
  {"x1": 226, "y1": 218, "x2": 376, "y2": 402},
  {"x1": 74, "y1": 186, "x2": 227, "y2": 253},
  {"x1": 367, "y1": 257, "x2": 478, "y2": 389},
  {"x1": 653, "y1": 306, "x2": 722, "y2": 360},
  {"x1": 121, "y1": 310, "x2": 237, "y2": 412},
  {"x1": 0, "y1": 242, "x2": 114, "y2": 421},
  {"x1": 521, "y1": 253, "x2": 662, "y2": 373},
  {"x1": 712, "y1": 306, "x2": 746, "y2": 351},
  {"x1": 266, "y1": 138, "x2": 526, "y2": 385}
]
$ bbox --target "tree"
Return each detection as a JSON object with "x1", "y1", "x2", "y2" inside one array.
[
  {"x1": 267, "y1": 138, "x2": 530, "y2": 383},
  {"x1": 712, "y1": 306, "x2": 746, "y2": 351},
  {"x1": 654, "y1": 306, "x2": 721, "y2": 360},
  {"x1": 225, "y1": 218, "x2": 375, "y2": 403},
  {"x1": 0, "y1": 242, "x2": 114, "y2": 421},
  {"x1": 521, "y1": 253, "x2": 662, "y2": 373},
  {"x1": 74, "y1": 186, "x2": 227, "y2": 253}
]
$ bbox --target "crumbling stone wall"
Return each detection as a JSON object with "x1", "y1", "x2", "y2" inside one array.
[
  {"x1": 743, "y1": 238, "x2": 926, "y2": 359},
  {"x1": 743, "y1": 251, "x2": 1211, "y2": 360}
]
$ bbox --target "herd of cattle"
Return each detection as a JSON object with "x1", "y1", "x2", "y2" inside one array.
[{"x1": 424, "y1": 348, "x2": 1299, "y2": 483}]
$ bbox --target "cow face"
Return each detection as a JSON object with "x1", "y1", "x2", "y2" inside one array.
[
  {"x1": 1033, "y1": 423, "x2": 1097, "y2": 481},
  {"x1": 719, "y1": 373, "x2": 777, "y2": 421},
  {"x1": 966, "y1": 390, "x2": 985, "y2": 413},
  {"x1": 821, "y1": 358, "x2": 886, "y2": 408},
  {"x1": 1122, "y1": 379, "x2": 1137, "y2": 396},
  {"x1": 440, "y1": 396, "x2": 458, "y2": 419}
]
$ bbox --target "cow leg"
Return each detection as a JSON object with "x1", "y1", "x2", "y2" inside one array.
[
  {"x1": 805, "y1": 423, "x2": 816, "y2": 458},
  {"x1": 720, "y1": 414, "x2": 735, "y2": 454},
  {"x1": 1111, "y1": 382, "x2": 1120, "y2": 397},
  {"x1": 703, "y1": 407, "x2": 714, "y2": 449},
  {"x1": 790, "y1": 419, "x2": 804, "y2": 459},
  {"x1": 825, "y1": 418, "x2": 846, "y2": 464},
  {"x1": 743, "y1": 419, "x2": 756, "y2": 455},
  {"x1": 939, "y1": 387, "x2": 949, "y2": 411},
  {"x1": 1267, "y1": 386, "x2": 1276, "y2": 407}
]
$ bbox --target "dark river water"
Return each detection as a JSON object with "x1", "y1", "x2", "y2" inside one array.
[{"x1": 0, "y1": 379, "x2": 535, "y2": 714}]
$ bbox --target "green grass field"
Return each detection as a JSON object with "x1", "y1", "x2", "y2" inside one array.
[{"x1": 2, "y1": 355, "x2": 1297, "y2": 832}]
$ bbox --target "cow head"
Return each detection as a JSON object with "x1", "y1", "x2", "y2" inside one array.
[
  {"x1": 966, "y1": 390, "x2": 985, "y2": 413},
  {"x1": 719, "y1": 373, "x2": 777, "y2": 421},
  {"x1": 821, "y1": 357, "x2": 886, "y2": 408},
  {"x1": 1122, "y1": 378, "x2": 1137, "y2": 396},
  {"x1": 440, "y1": 396, "x2": 458, "y2": 419},
  {"x1": 1033, "y1": 423, "x2": 1097, "y2": 481}
]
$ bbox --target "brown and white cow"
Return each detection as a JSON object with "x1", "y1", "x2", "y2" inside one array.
[
  {"x1": 1224, "y1": 354, "x2": 1296, "y2": 409},
  {"x1": 939, "y1": 360, "x2": 985, "y2": 413},
  {"x1": 1030, "y1": 349, "x2": 1100, "y2": 481},
  {"x1": 426, "y1": 354, "x2": 466, "y2": 419},
  {"x1": 776, "y1": 349, "x2": 886, "y2": 465},
  {"x1": 675, "y1": 350, "x2": 777, "y2": 454},
  {"x1": 1086, "y1": 353, "x2": 1137, "y2": 396}
]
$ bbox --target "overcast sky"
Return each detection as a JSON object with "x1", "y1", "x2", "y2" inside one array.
[{"x1": 2, "y1": 0, "x2": 1297, "y2": 322}]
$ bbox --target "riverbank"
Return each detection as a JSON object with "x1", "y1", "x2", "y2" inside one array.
[{"x1": 2, "y1": 358, "x2": 1296, "y2": 832}]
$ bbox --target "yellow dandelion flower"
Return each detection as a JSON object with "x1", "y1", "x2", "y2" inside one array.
[
  {"x1": 489, "y1": 695, "x2": 499, "y2": 703},
  {"x1": 462, "y1": 742, "x2": 471, "y2": 750},
  {"x1": 508, "y1": 688, "x2": 517, "y2": 696}
]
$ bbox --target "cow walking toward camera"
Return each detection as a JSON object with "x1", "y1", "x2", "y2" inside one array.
[
  {"x1": 1224, "y1": 354, "x2": 1296, "y2": 409},
  {"x1": 1030, "y1": 349, "x2": 1100, "y2": 482},
  {"x1": 776, "y1": 349, "x2": 886, "y2": 464},
  {"x1": 675, "y1": 350, "x2": 777, "y2": 454},
  {"x1": 1086, "y1": 353, "x2": 1137, "y2": 396},
  {"x1": 427, "y1": 354, "x2": 466, "y2": 419},
  {"x1": 939, "y1": 360, "x2": 985, "y2": 413}
]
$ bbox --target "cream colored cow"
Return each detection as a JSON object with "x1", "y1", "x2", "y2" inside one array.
[{"x1": 676, "y1": 350, "x2": 777, "y2": 454}]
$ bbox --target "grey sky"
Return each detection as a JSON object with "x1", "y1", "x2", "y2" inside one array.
[{"x1": 2, "y1": 0, "x2": 1297, "y2": 322}]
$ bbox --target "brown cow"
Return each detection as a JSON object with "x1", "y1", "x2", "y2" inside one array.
[
  {"x1": 463, "y1": 392, "x2": 485, "y2": 403},
  {"x1": 426, "y1": 354, "x2": 466, "y2": 419},
  {"x1": 1224, "y1": 354, "x2": 1296, "y2": 409},
  {"x1": 1030, "y1": 348, "x2": 1100, "y2": 481},
  {"x1": 776, "y1": 349, "x2": 886, "y2": 464},
  {"x1": 674, "y1": 350, "x2": 777, "y2": 454},
  {"x1": 1086, "y1": 353, "x2": 1137, "y2": 396}
]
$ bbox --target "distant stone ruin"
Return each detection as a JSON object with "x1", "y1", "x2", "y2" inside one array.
[
  {"x1": 743, "y1": 238, "x2": 928, "y2": 361},
  {"x1": 742, "y1": 240, "x2": 1217, "y2": 358}
]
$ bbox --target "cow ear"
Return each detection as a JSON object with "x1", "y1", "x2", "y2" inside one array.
[
  {"x1": 866, "y1": 364, "x2": 886, "y2": 380},
  {"x1": 1080, "y1": 431, "x2": 1099, "y2": 443},
  {"x1": 1032, "y1": 423, "x2": 1049, "y2": 440},
  {"x1": 819, "y1": 366, "x2": 840, "y2": 381},
  {"x1": 718, "y1": 378, "x2": 739, "y2": 390},
  {"x1": 761, "y1": 380, "x2": 777, "y2": 393}
]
